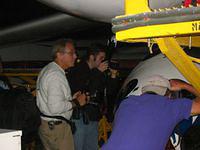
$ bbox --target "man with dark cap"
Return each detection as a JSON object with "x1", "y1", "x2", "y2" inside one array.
[{"x1": 102, "y1": 75, "x2": 200, "y2": 150}]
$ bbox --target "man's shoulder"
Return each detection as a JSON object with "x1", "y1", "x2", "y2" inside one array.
[
  {"x1": 121, "y1": 94, "x2": 168, "y2": 107},
  {"x1": 141, "y1": 93, "x2": 168, "y2": 100},
  {"x1": 40, "y1": 62, "x2": 55, "y2": 72},
  {"x1": 40, "y1": 63, "x2": 63, "y2": 79}
]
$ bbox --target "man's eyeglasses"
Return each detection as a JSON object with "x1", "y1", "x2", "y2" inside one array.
[{"x1": 63, "y1": 50, "x2": 76, "y2": 56}]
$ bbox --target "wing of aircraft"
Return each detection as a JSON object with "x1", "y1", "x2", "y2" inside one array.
[
  {"x1": 38, "y1": 0, "x2": 184, "y2": 23},
  {"x1": 0, "y1": 13, "x2": 106, "y2": 48},
  {"x1": 0, "y1": 0, "x2": 110, "y2": 49}
]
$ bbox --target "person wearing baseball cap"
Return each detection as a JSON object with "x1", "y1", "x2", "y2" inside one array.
[
  {"x1": 141, "y1": 75, "x2": 171, "y2": 96},
  {"x1": 102, "y1": 75, "x2": 200, "y2": 150}
]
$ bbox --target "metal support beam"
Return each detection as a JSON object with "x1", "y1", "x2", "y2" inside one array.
[
  {"x1": 125, "y1": 0, "x2": 150, "y2": 15},
  {"x1": 114, "y1": 0, "x2": 200, "y2": 95},
  {"x1": 156, "y1": 37, "x2": 200, "y2": 95}
]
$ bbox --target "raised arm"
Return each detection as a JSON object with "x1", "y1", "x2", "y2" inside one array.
[{"x1": 170, "y1": 79, "x2": 200, "y2": 115}]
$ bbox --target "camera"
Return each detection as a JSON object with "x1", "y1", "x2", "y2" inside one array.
[
  {"x1": 109, "y1": 61, "x2": 119, "y2": 70},
  {"x1": 101, "y1": 59, "x2": 119, "y2": 70}
]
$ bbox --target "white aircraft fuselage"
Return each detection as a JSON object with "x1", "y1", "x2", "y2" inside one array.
[{"x1": 123, "y1": 53, "x2": 200, "y2": 96}]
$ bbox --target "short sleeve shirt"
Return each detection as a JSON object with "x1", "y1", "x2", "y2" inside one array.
[{"x1": 102, "y1": 94, "x2": 192, "y2": 150}]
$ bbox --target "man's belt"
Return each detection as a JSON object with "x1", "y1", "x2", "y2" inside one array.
[
  {"x1": 40, "y1": 113, "x2": 71, "y2": 125},
  {"x1": 40, "y1": 113, "x2": 76, "y2": 134},
  {"x1": 47, "y1": 120, "x2": 62, "y2": 130}
]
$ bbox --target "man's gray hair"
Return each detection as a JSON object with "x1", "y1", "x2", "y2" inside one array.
[{"x1": 52, "y1": 39, "x2": 74, "y2": 60}]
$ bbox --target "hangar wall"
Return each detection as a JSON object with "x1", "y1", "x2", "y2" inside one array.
[{"x1": 0, "y1": 44, "x2": 52, "y2": 62}]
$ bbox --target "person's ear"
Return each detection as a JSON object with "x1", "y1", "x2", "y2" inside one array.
[
  {"x1": 57, "y1": 52, "x2": 61, "y2": 58},
  {"x1": 57, "y1": 52, "x2": 65, "y2": 60}
]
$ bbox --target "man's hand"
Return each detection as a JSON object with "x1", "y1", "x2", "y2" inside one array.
[
  {"x1": 72, "y1": 91, "x2": 81, "y2": 99},
  {"x1": 170, "y1": 79, "x2": 200, "y2": 97},
  {"x1": 73, "y1": 91, "x2": 87, "y2": 106},
  {"x1": 98, "y1": 61, "x2": 108, "y2": 72}
]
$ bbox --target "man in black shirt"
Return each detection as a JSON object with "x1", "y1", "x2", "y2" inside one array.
[{"x1": 67, "y1": 44, "x2": 119, "y2": 150}]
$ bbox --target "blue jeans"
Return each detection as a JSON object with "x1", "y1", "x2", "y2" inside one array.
[{"x1": 73, "y1": 118, "x2": 98, "y2": 150}]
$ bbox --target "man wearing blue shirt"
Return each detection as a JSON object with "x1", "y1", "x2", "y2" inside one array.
[{"x1": 102, "y1": 75, "x2": 200, "y2": 150}]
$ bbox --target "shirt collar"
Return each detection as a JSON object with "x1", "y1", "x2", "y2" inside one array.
[{"x1": 52, "y1": 61, "x2": 65, "y2": 75}]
